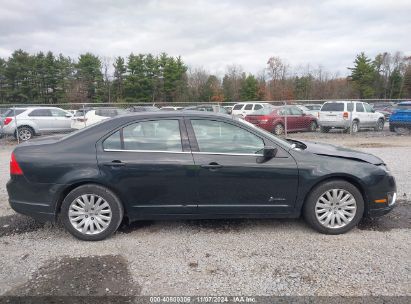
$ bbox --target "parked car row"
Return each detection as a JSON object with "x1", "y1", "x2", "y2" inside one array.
[{"x1": 1, "y1": 101, "x2": 410, "y2": 141}]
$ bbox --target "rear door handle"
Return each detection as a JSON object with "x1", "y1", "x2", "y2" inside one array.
[
  {"x1": 102, "y1": 160, "x2": 126, "y2": 167},
  {"x1": 201, "y1": 162, "x2": 223, "y2": 170}
]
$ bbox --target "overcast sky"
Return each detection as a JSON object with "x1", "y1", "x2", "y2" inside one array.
[{"x1": 1, "y1": 0, "x2": 410, "y2": 76}]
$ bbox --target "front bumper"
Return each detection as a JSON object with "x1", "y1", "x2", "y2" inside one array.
[
  {"x1": 389, "y1": 121, "x2": 411, "y2": 129},
  {"x1": 365, "y1": 175, "x2": 397, "y2": 217}
]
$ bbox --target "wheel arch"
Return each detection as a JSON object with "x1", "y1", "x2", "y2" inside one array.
[
  {"x1": 15, "y1": 124, "x2": 37, "y2": 135},
  {"x1": 54, "y1": 181, "x2": 128, "y2": 221},
  {"x1": 301, "y1": 174, "x2": 368, "y2": 213}
]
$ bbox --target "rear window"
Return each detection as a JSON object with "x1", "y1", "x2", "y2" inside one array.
[
  {"x1": 2, "y1": 109, "x2": 25, "y2": 117},
  {"x1": 95, "y1": 109, "x2": 120, "y2": 117},
  {"x1": 233, "y1": 104, "x2": 244, "y2": 110},
  {"x1": 252, "y1": 106, "x2": 276, "y2": 115},
  {"x1": 321, "y1": 103, "x2": 344, "y2": 112}
]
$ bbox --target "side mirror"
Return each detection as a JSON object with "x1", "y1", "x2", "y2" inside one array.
[{"x1": 263, "y1": 146, "x2": 278, "y2": 159}]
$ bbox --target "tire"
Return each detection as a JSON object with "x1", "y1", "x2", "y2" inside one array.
[
  {"x1": 303, "y1": 180, "x2": 364, "y2": 234},
  {"x1": 394, "y1": 126, "x2": 411, "y2": 135},
  {"x1": 309, "y1": 121, "x2": 318, "y2": 132},
  {"x1": 374, "y1": 118, "x2": 384, "y2": 131},
  {"x1": 389, "y1": 125, "x2": 394, "y2": 132},
  {"x1": 273, "y1": 123, "x2": 284, "y2": 135},
  {"x1": 15, "y1": 126, "x2": 34, "y2": 141},
  {"x1": 351, "y1": 120, "x2": 359, "y2": 133},
  {"x1": 60, "y1": 184, "x2": 124, "y2": 241},
  {"x1": 320, "y1": 126, "x2": 330, "y2": 133}
]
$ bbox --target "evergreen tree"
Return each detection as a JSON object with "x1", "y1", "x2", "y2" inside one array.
[
  {"x1": 76, "y1": 53, "x2": 103, "y2": 102},
  {"x1": 348, "y1": 53, "x2": 377, "y2": 98},
  {"x1": 240, "y1": 74, "x2": 259, "y2": 100}
]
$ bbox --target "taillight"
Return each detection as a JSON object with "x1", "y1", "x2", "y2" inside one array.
[
  {"x1": 4, "y1": 117, "x2": 12, "y2": 125},
  {"x1": 10, "y1": 152, "x2": 23, "y2": 175},
  {"x1": 343, "y1": 112, "x2": 349, "y2": 120}
]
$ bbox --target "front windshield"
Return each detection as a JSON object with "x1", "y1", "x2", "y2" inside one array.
[
  {"x1": 298, "y1": 105, "x2": 309, "y2": 111},
  {"x1": 235, "y1": 116, "x2": 292, "y2": 149}
]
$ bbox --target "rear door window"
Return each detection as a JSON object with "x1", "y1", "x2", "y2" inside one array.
[
  {"x1": 321, "y1": 103, "x2": 344, "y2": 112},
  {"x1": 103, "y1": 120, "x2": 183, "y2": 152},
  {"x1": 233, "y1": 104, "x2": 244, "y2": 110},
  {"x1": 244, "y1": 104, "x2": 253, "y2": 110},
  {"x1": 28, "y1": 109, "x2": 52, "y2": 117}
]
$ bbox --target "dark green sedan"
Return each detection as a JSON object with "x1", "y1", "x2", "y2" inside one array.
[{"x1": 7, "y1": 111, "x2": 396, "y2": 241}]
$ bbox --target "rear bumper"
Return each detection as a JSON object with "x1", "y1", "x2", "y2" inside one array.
[
  {"x1": 7, "y1": 176, "x2": 66, "y2": 222},
  {"x1": 318, "y1": 120, "x2": 350, "y2": 128}
]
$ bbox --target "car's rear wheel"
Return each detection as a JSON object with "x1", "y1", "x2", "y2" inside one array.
[
  {"x1": 273, "y1": 123, "x2": 284, "y2": 135},
  {"x1": 61, "y1": 184, "x2": 124, "y2": 241},
  {"x1": 375, "y1": 118, "x2": 384, "y2": 131},
  {"x1": 320, "y1": 126, "x2": 330, "y2": 133},
  {"x1": 351, "y1": 120, "x2": 359, "y2": 133},
  {"x1": 309, "y1": 121, "x2": 317, "y2": 132},
  {"x1": 303, "y1": 180, "x2": 364, "y2": 234},
  {"x1": 15, "y1": 126, "x2": 34, "y2": 141}
]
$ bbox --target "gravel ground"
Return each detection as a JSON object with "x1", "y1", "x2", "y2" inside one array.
[{"x1": 0, "y1": 133, "x2": 410, "y2": 297}]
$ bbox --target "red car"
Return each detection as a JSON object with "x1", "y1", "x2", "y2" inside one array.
[{"x1": 245, "y1": 105, "x2": 318, "y2": 135}]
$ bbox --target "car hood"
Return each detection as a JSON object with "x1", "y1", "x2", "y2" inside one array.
[{"x1": 293, "y1": 140, "x2": 384, "y2": 165}]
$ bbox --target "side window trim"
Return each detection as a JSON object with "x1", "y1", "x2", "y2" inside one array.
[{"x1": 102, "y1": 118, "x2": 189, "y2": 153}]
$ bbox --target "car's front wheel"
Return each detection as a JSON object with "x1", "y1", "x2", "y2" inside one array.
[
  {"x1": 273, "y1": 123, "x2": 284, "y2": 135},
  {"x1": 309, "y1": 121, "x2": 318, "y2": 132},
  {"x1": 61, "y1": 184, "x2": 124, "y2": 241},
  {"x1": 303, "y1": 180, "x2": 364, "y2": 234},
  {"x1": 375, "y1": 118, "x2": 385, "y2": 131}
]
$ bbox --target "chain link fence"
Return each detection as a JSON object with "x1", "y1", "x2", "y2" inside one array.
[{"x1": 0, "y1": 99, "x2": 409, "y2": 146}]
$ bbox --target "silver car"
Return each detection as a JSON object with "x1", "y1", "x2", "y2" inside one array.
[{"x1": 1, "y1": 107, "x2": 73, "y2": 141}]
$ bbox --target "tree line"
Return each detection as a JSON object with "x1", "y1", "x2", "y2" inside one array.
[{"x1": 0, "y1": 49, "x2": 410, "y2": 104}]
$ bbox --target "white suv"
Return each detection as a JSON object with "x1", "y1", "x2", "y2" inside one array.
[
  {"x1": 318, "y1": 101, "x2": 385, "y2": 133},
  {"x1": 1, "y1": 107, "x2": 73, "y2": 141},
  {"x1": 231, "y1": 102, "x2": 269, "y2": 117}
]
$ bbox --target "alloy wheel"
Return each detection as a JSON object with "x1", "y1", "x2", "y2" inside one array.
[
  {"x1": 310, "y1": 121, "x2": 317, "y2": 131},
  {"x1": 315, "y1": 189, "x2": 357, "y2": 229},
  {"x1": 18, "y1": 128, "x2": 32, "y2": 141},
  {"x1": 274, "y1": 124, "x2": 284, "y2": 135},
  {"x1": 68, "y1": 194, "x2": 112, "y2": 235},
  {"x1": 377, "y1": 120, "x2": 384, "y2": 130}
]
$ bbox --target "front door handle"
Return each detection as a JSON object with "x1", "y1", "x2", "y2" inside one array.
[
  {"x1": 201, "y1": 162, "x2": 223, "y2": 170},
  {"x1": 102, "y1": 160, "x2": 126, "y2": 167}
]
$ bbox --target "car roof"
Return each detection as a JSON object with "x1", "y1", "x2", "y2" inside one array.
[
  {"x1": 118, "y1": 110, "x2": 231, "y2": 119},
  {"x1": 234, "y1": 101, "x2": 268, "y2": 104},
  {"x1": 398, "y1": 101, "x2": 411, "y2": 105}
]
